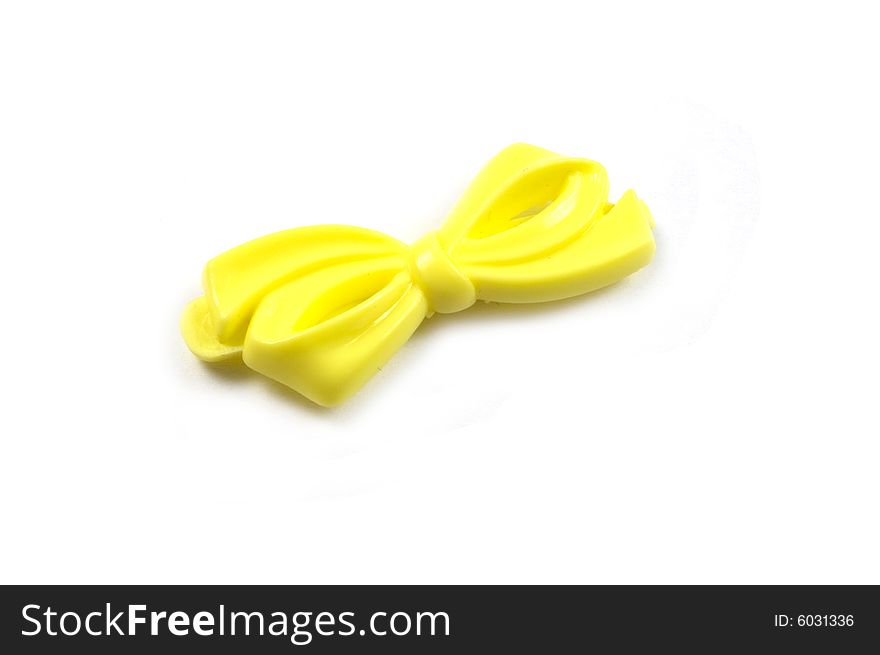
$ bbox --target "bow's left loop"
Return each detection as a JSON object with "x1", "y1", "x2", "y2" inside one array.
[{"x1": 181, "y1": 225, "x2": 430, "y2": 405}]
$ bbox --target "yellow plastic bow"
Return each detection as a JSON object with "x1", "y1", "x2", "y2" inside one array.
[{"x1": 182, "y1": 143, "x2": 656, "y2": 406}]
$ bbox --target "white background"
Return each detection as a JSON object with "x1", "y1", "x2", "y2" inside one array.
[{"x1": 1, "y1": 1, "x2": 878, "y2": 584}]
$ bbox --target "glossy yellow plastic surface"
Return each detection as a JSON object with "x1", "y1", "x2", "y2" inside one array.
[{"x1": 182, "y1": 143, "x2": 656, "y2": 406}]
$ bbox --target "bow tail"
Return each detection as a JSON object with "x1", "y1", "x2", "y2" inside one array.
[{"x1": 242, "y1": 260, "x2": 429, "y2": 407}]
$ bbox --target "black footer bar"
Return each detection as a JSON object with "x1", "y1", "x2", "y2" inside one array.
[{"x1": 2, "y1": 585, "x2": 877, "y2": 653}]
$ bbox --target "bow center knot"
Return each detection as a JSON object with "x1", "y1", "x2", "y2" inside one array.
[{"x1": 408, "y1": 232, "x2": 476, "y2": 314}]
